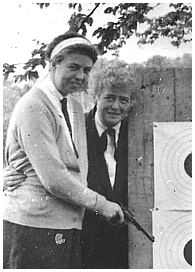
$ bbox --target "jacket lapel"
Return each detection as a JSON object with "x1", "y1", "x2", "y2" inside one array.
[
  {"x1": 70, "y1": 95, "x2": 88, "y2": 185},
  {"x1": 111, "y1": 119, "x2": 128, "y2": 205},
  {"x1": 86, "y1": 108, "x2": 113, "y2": 193}
]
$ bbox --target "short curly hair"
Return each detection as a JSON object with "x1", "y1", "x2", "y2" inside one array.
[
  {"x1": 45, "y1": 31, "x2": 98, "y2": 65},
  {"x1": 88, "y1": 58, "x2": 138, "y2": 99}
]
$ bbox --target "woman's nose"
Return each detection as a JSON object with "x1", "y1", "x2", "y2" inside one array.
[
  {"x1": 111, "y1": 99, "x2": 120, "y2": 109},
  {"x1": 76, "y1": 69, "x2": 85, "y2": 80}
]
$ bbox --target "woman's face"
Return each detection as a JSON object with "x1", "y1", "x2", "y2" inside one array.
[
  {"x1": 96, "y1": 87, "x2": 132, "y2": 128},
  {"x1": 51, "y1": 53, "x2": 93, "y2": 96}
]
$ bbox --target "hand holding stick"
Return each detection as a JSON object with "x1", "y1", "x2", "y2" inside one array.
[{"x1": 122, "y1": 206, "x2": 155, "y2": 242}]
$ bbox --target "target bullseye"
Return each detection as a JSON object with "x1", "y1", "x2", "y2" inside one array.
[
  {"x1": 184, "y1": 153, "x2": 192, "y2": 178},
  {"x1": 184, "y1": 239, "x2": 192, "y2": 265},
  {"x1": 153, "y1": 211, "x2": 192, "y2": 269},
  {"x1": 160, "y1": 129, "x2": 192, "y2": 203},
  {"x1": 153, "y1": 123, "x2": 192, "y2": 268},
  {"x1": 154, "y1": 122, "x2": 192, "y2": 210}
]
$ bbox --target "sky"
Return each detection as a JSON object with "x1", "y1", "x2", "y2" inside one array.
[{"x1": 2, "y1": 1, "x2": 192, "y2": 74}]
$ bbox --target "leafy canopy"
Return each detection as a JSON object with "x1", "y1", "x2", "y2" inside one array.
[{"x1": 3, "y1": 3, "x2": 192, "y2": 82}]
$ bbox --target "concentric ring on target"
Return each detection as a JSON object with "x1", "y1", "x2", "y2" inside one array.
[
  {"x1": 159, "y1": 213, "x2": 192, "y2": 269},
  {"x1": 160, "y1": 128, "x2": 192, "y2": 203}
]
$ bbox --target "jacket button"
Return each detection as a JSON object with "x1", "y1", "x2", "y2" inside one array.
[{"x1": 73, "y1": 217, "x2": 77, "y2": 223}]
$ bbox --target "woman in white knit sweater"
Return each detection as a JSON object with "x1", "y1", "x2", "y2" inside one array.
[{"x1": 3, "y1": 31, "x2": 124, "y2": 269}]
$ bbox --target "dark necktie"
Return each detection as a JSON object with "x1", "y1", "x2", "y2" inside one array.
[
  {"x1": 61, "y1": 98, "x2": 79, "y2": 158},
  {"x1": 99, "y1": 128, "x2": 117, "y2": 160},
  {"x1": 106, "y1": 128, "x2": 116, "y2": 149}
]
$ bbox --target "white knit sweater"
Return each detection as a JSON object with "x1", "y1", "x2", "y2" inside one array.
[{"x1": 3, "y1": 76, "x2": 97, "y2": 229}]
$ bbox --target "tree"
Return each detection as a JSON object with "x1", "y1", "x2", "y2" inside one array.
[
  {"x1": 3, "y1": 3, "x2": 192, "y2": 82},
  {"x1": 144, "y1": 55, "x2": 172, "y2": 69},
  {"x1": 143, "y1": 53, "x2": 192, "y2": 69}
]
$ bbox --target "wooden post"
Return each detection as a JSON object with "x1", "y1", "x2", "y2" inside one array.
[
  {"x1": 174, "y1": 68, "x2": 192, "y2": 122},
  {"x1": 127, "y1": 68, "x2": 192, "y2": 268}
]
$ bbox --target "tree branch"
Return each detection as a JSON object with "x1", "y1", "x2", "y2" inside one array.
[{"x1": 74, "y1": 3, "x2": 101, "y2": 32}]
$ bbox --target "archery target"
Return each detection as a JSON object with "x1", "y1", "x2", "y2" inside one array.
[
  {"x1": 154, "y1": 122, "x2": 192, "y2": 210},
  {"x1": 153, "y1": 211, "x2": 192, "y2": 269}
]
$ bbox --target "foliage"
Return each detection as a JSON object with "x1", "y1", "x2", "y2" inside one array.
[
  {"x1": 3, "y1": 3, "x2": 192, "y2": 82},
  {"x1": 3, "y1": 64, "x2": 16, "y2": 81},
  {"x1": 37, "y1": 3, "x2": 50, "y2": 9},
  {"x1": 3, "y1": 42, "x2": 47, "y2": 82},
  {"x1": 68, "y1": 3, "x2": 192, "y2": 53},
  {"x1": 143, "y1": 53, "x2": 192, "y2": 69},
  {"x1": 137, "y1": 3, "x2": 192, "y2": 47},
  {"x1": 3, "y1": 79, "x2": 31, "y2": 165},
  {"x1": 93, "y1": 3, "x2": 154, "y2": 54},
  {"x1": 68, "y1": 3, "x2": 99, "y2": 35}
]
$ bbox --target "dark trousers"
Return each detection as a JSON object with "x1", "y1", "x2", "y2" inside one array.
[
  {"x1": 3, "y1": 220, "x2": 81, "y2": 269},
  {"x1": 81, "y1": 224, "x2": 128, "y2": 269}
]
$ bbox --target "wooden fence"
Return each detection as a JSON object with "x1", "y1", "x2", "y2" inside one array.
[{"x1": 127, "y1": 68, "x2": 192, "y2": 268}]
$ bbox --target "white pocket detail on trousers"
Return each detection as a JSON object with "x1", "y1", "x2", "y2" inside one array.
[{"x1": 55, "y1": 233, "x2": 66, "y2": 245}]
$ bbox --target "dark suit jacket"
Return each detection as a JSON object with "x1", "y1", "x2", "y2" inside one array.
[{"x1": 82, "y1": 106, "x2": 128, "y2": 232}]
